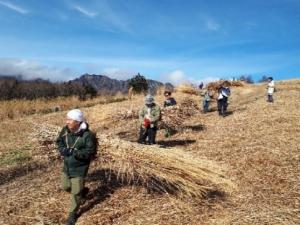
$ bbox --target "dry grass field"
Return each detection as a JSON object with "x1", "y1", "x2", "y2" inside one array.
[
  {"x1": 0, "y1": 94, "x2": 126, "y2": 121},
  {"x1": 0, "y1": 79, "x2": 299, "y2": 225}
]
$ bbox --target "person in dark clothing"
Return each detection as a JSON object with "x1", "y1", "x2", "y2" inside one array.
[
  {"x1": 162, "y1": 91, "x2": 177, "y2": 137},
  {"x1": 56, "y1": 109, "x2": 97, "y2": 225},
  {"x1": 163, "y1": 91, "x2": 177, "y2": 107},
  {"x1": 199, "y1": 82, "x2": 204, "y2": 89},
  {"x1": 138, "y1": 95, "x2": 161, "y2": 144},
  {"x1": 217, "y1": 82, "x2": 231, "y2": 117}
]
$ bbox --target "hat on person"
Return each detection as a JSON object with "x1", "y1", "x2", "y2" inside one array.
[
  {"x1": 164, "y1": 91, "x2": 171, "y2": 96},
  {"x1": 145, "y1": 94, "x2": 154, "y2": 104},
  {"x1": 67, "y1": 109, "x2": 85, "y2": 122}
]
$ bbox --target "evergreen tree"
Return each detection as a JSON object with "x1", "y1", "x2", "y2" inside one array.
[{"x1": 128, "y1": 73, "x2": 148, "y2": 93}]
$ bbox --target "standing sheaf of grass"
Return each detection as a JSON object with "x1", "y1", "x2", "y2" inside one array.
[{"x1": 0, "y1": 93, "x2": 127, "y2": 121}]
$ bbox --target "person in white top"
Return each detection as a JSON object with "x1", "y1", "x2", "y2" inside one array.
[
  {"x1": 217, "y1": 81, "x2": 231, "y2": 117},
  {"x1": 267, "y1": 77, "x2": 275, "y2": 103}
]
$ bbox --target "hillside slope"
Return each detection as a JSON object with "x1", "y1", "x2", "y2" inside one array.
[{"x1": 0, "y1": 79, "x2": 299, "y2": 225}]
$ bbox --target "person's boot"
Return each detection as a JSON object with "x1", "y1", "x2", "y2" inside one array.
[{"x1": 66, "y1": 212, "x2": 77, "y2": 225}]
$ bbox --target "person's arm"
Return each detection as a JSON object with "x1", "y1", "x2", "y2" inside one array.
[
  {"x1": 171, "y1": 98, "x2": 177, "y2": 105},
  {"x1": 56, "y1": 127, "x2": 74, "y2": 156},
  {"x1": 150, "y1": 106, "x2": 161, "y2": 123},
  {"x1": 74, "y1": 132, "x2": 97, "y2": 160},
  {"x1": 139, "y1": 107, "x2": 145, "y2": 124},
  {"x1": 56, "y1": 127, "x2": 67, "y2": 149}
]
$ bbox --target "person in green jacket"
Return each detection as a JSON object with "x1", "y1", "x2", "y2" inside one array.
[
  {"x1": 56, "y1": 109, "x2": 97, "y2": 225},
  {"x1": 138, "y1": 94, "x2": 161, "y2": 144}
]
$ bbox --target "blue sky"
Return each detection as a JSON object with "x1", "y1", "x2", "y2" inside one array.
[{"x1": 0, "y1": 0, "x2": 300, "y2": 84}]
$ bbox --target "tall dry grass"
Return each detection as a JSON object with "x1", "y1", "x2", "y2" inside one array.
[
  {"x1": 0, "y1": 93, "x2": 127, "y2": 121},
  {"x1": 175, "y1": 83, "x2": 199, "y2": 95}
]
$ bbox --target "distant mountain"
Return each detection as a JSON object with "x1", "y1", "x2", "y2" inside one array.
[
  {"x1": 72, "y1": 74, "x2": 173, "y2": 95},
  {"x1": 0, "y1": 74, "x2": 174, "y2": 99}
]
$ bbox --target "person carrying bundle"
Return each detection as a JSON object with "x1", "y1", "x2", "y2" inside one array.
[
  {"x1": 217, "y1": 82, "x2": 231, "y2": 117},
  {"x1": 138, "y1": 95, "x2": 161, "y2": 144}
]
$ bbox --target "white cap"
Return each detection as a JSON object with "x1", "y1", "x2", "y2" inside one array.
[{"x1": 67, "y1": 109, "x2": 85, "y2": 122}]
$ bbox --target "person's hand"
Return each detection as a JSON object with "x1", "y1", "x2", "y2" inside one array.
[
  {"x1": 59, "y1": 147, "x2": 74, "y2": 157},
  {"x1": 143, "y1": 118, "x2": 151, "y2": 128}
]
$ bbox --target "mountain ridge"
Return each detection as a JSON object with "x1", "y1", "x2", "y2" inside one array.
[{"x1": 72, "y1": 73, "x2": 174, "y2": 94}]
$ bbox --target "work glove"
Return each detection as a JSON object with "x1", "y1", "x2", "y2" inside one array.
[
  {"x1": 143, "y1": 118, "x2": 151, "y2": 128},
  {"x1": 59, "y1": 147, "x2": 74, "y2": 157}
]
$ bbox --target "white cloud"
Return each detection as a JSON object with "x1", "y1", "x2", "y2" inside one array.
[
  {"x1": 70, "y1": 2, "x2": 130, "y2": 33},
  {"x1": 0, "y1": 0, "x2": 28, "y2": 14},
  {"x1": 0, "y1": 58, "x2": 74, "y2": 81},
  {"x1": 101, "y1": 68, "x2": 135, "y2": 80},
  {"x1": 73, "y1": 5, "x2": 97, "y2": 18},
  {"x1": 84, "y1": 63, "x2": 136, "y2": 80},
  {"x1": 164, "y1": 70, "x2": 219, "y2": 86},
  {"x1": 165, "y1": 70, "x2": 187, "y2": 84},
  {"x1": 97, "y1": 4, "x2": 130, "y2": 33},
  {"x1": 205, "y1": 18, "x2": 220, "y2": 31}
]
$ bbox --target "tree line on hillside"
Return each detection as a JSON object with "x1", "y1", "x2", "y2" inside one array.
[
  {"x1": 0, "y1": 73, "x2": 156, "y2": 101},
  {"x1": 0, "y1": 76, "x2": 97, "y2": 100},
  {"x1": 0, "y1": 73, "x2": 152, "y2": 101},
  {"x1": 0, "y1": 73, "x2": 271, "y2": 101},
  {"x1": 230, "y1": 75, "x2": 271, "y2": 84}
]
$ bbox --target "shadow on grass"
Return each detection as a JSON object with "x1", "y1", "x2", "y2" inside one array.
[
  {"x1": 183, "y1": 124, "x2": 205, "y2": 131},
  {"x1": 0, "y1": 161, "x2": 48, "y2": 185},
  {"x1": 226, "y1": 111, "x2": 234, "y2": 116},
  {"x1": 116, "y1": 131, "x2": 137, "y2": 142},
  {"x1": 80, "y1": 169, "x2": 182, "y2": 217},
  {"x1": 157, "y1": 139, "x2": 196, "y2": 148},
  {"x1": 79, "y1": 168, "x2": 226, "y2": 218},
  {"x1": 79, "y1": 170, "x2": 136, "y2": 217}
]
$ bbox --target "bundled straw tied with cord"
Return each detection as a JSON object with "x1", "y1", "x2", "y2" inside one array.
[
  {"x1": 33, "y1": 123, "x2": 235, "y2": 200},
  {"x1": 97, "y1": 134, "x2": 234, "y2": 199},
  {"x1": 159, "y1": 99, "x2": 199, "y2": 130}
]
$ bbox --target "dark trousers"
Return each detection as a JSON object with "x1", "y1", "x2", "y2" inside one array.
[
  {"x1": 203, "y1": 100, "x2": 210, "y2": 112},
  {"x1": 138, "y1": 126, "x2": 157, "y2": 144},
  {"x1": 217, "y1": 98, "x2": 228, "y2": 116},
  {"x1": 267, "y1": 94, "x2": 274, "y2": 102}
]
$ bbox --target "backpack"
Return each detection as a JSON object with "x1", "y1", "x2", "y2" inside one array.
[{"x1": 90, "y1": 131, "x2": 99, "y2": 161}]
